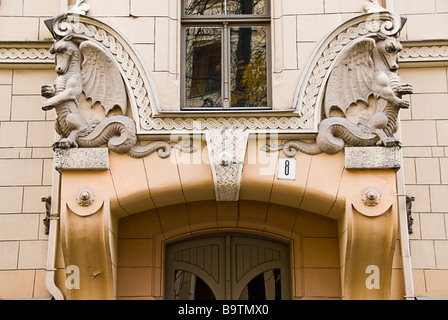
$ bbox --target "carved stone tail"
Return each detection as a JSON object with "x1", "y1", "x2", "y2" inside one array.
[
  {"x1": 77, "y1": 115, "x2": 172, "y2": 159},
  {"x1": 128, "y1": 142, "x2": 172, "y2": 159},
  {"x1": 283, "y1": 140, "x2": 323, "y2": 156},
  {"x1": 77, "y1": 116, "x2": 138, "y2": 154}
]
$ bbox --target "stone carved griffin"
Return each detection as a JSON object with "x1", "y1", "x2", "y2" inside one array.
[
  {"x1": 41, "y1": 36, "x2": 174, "y2": 159},
  {"x1": 267, "y1": 33, "x2": 413, "y2": 156}
]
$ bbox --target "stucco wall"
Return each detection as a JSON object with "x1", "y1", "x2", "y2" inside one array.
[{"x1": 400, "y1": 66, "x2": 448, "y2": 297}]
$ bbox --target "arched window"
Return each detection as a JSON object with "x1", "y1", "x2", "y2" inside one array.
[{"x1": 181, "y1": 0, "x2": 271, "y2": 110}]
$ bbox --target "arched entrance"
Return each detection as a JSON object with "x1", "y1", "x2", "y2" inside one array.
[
  {"x1": 55, "y1": 143, "x2": 403, "y2": 300},
  {"x1": 115, "y1": 199, "x2": 342, "y2": 300}
]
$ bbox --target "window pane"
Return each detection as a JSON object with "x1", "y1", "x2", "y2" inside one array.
[
  {"x1": 230, "y1": 26, "x2": 267, "y2": 108},
  {"x1": 227, "y1": 0, "x2": 266, "y2": 15},
  {"x1": 185, "y1": 0, "x2": 224, "y2": 15},
  {"x1": 239, "y1": 269, "x2": 282, "y2": 300},
  {"x1": 174, "y1": 270, "x2": 216, "y2": 300},
  {"x1": 184, "y1": 0, "x2": 266, "y2": 15},
  {"x1": 185, "y1": 27, "x2": 222, "y2": 108}
]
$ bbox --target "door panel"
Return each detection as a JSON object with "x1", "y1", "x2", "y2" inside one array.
[
  {"x1": 231, "y1": 236, "x2": 290, "y2": 300},
  {"x1": 165, "y1": 236, "x2": 226, "y2": 300},
  {"x1": 165, "y1": 234, "x2": 290, "y2": 300}
]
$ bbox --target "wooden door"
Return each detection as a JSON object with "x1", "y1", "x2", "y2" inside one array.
[{"x1": 165, "y1": 234, "x2": 290, "y2": 300}]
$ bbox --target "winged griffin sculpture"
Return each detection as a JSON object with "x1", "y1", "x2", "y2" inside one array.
[
  {"x1": 268, "y1": 19, "x2": 413, "y2": 156},
  {"x1": 41, "y1": 35, "x2": 173, "y2": 159}
]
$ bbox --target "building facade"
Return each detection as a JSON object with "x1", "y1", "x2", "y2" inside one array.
[{"x1": 0, "y1": 0, "x2": 447, "y2": 300}]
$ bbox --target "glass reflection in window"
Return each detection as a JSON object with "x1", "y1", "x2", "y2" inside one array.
[
  {"x1": 230, "y1": 26, "x2": 267, "y2": 108},
  {"x1": 184, "y1": 0, "x2": 266, "y2": 16},
  {"x1": 174, "y1": 270, "x2": 216, "y2": 300},
  {"x1": 185, "y1": 27, "x2": 222, "y2": 108},
  {"x1": 239, "y1": 269, "x2": 282, "y2": 300}
]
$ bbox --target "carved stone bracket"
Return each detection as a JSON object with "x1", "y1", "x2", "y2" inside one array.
[
  {"x1": 342, "y1": 169, "x2": 398, "y2": 299},
  {"x1": 206, "y1": 127, "x2": 248, "y2": 201}
]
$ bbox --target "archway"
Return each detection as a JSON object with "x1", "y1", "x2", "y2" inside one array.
[
  {"x1": 54, "y1": 140, "x2": 404, "y2": 300},
  {"x1": 116, "y1": 200, "x2": 341, "y2": 300}
]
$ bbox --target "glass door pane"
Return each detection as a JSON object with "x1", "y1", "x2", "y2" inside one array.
[
  {"x1": 239, "y1": 269, "x2": 282, "y2": 300},
  {"x1": 185, "y1": 27, "x2": 222, "y2": 108},
  {"x1": 230, "y1": 26, "x2": 267, "y2": 108},
  {"x1": 165, "y1": 235, "x2": 290, "y2": 300},
  {"x1": 174, "y1": 270, "x2": 216, "y2": 300}
]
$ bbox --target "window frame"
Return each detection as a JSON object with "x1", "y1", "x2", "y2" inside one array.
[{"x1": 181, "y1": 0, "x2": 272, "y2": 111}]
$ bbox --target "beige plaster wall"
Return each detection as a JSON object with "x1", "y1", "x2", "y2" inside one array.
[
  {"x1": 0, "y1": 68, "x2": 57, "y2": 299},
  {"x1": 0, "y1": 0, "x2": 68, "y2": 299},
  {"x1": 400, "y1": 66, "x2": 448, "y2": 297}
]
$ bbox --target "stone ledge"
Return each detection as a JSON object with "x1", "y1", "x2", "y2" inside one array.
[
  {"x1": 54, "y1": 148, "x2": 109, "y2": 171},
  {"x1": 345, "y1": 146, "x2": 401, "y2": 170}
]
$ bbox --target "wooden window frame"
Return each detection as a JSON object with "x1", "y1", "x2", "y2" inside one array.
[{"x1": 181, "y1": 0, "x2": 272, "y2": 111}]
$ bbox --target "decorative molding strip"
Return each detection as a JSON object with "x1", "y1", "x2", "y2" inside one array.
[
  {"x1": 400, "y1": 40, "x2": 448, "y2": 66},
  {"x1": 0, "y1": 42, "x2": 54, "y2": 65},
  {"x1": 1, "y1": 40, "x2": 446, "y2": 68}
]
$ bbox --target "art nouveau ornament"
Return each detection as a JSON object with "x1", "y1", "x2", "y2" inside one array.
[
  {"x1": 76, "y1": 188, "x2": 95, "y2": 208},
  {"x1": 42, "y1": 1, "x2": 412, "y2": 201},
  {"x1": 41, "y1": 34, "x2": 180, "y2": 159},
  {"x1": 267, "y1": 24, "x2": 413, "y2": 155},
  {"x1": 67, "y1": 0, "x2": 90, "y2": 15}
]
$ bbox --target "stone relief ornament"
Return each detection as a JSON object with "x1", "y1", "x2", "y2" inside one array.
[
  {"x1": 67, "y1": 0, "x2": 90, "y2": 15},
  {"x1": 41, "y1": 34, "x2": 186, "y2": 159},
  {"x1": 41, "y1": 2, "x2": 414, "y2": 201},
  {"x1": 362, "y1": 187, "x2": 382, "y2": 207},
  {"x1": 76, "y1": 188, "x2": 95, "y2": 207},
  {"x1": 266, "y1": 1, "x2": 413, "y2": 156},
  {"x1": 267, "y1": 31, "x2": 412, "y2": 156}
]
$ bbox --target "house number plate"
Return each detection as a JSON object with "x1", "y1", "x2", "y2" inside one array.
[{"x1": 278, "y1": 158, "x2": 296, "y2": 180}]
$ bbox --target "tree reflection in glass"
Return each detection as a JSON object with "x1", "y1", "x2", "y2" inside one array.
[
  {"x1": 239, "y1": 269, "x2": 282, "y2": 300},
  {"x1": 174, "y1": 270, "x2": 216, "y2": 300},
  {"x1": 184, "y1": 0, "x2": 266, "y2": 16},
  {"x1": 230, "y1": 26, "x2": 267, "y2": 108},
  {"x1": 185, "y1": 27, "x2": 222, "y2": 108}
]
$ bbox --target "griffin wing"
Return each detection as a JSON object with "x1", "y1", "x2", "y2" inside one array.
[
  {"x1": 80, "y1": 41, "x2": 127, "y2": 115},
  {"x1": 324, "y1": 38, "x2": 375, "y2": 118}
]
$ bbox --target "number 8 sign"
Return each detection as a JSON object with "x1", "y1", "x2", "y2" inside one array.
[{"x1": 278, "y1": 158, "x2": 296, "y2": 180}]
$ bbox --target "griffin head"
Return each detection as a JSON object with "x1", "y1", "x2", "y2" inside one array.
[
  {"x1": 50, "y1": 35, "x2": 81, "y2": 75},
  {"x1": 375, "y1": 35, "x2": 403, "y2": 72}
]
